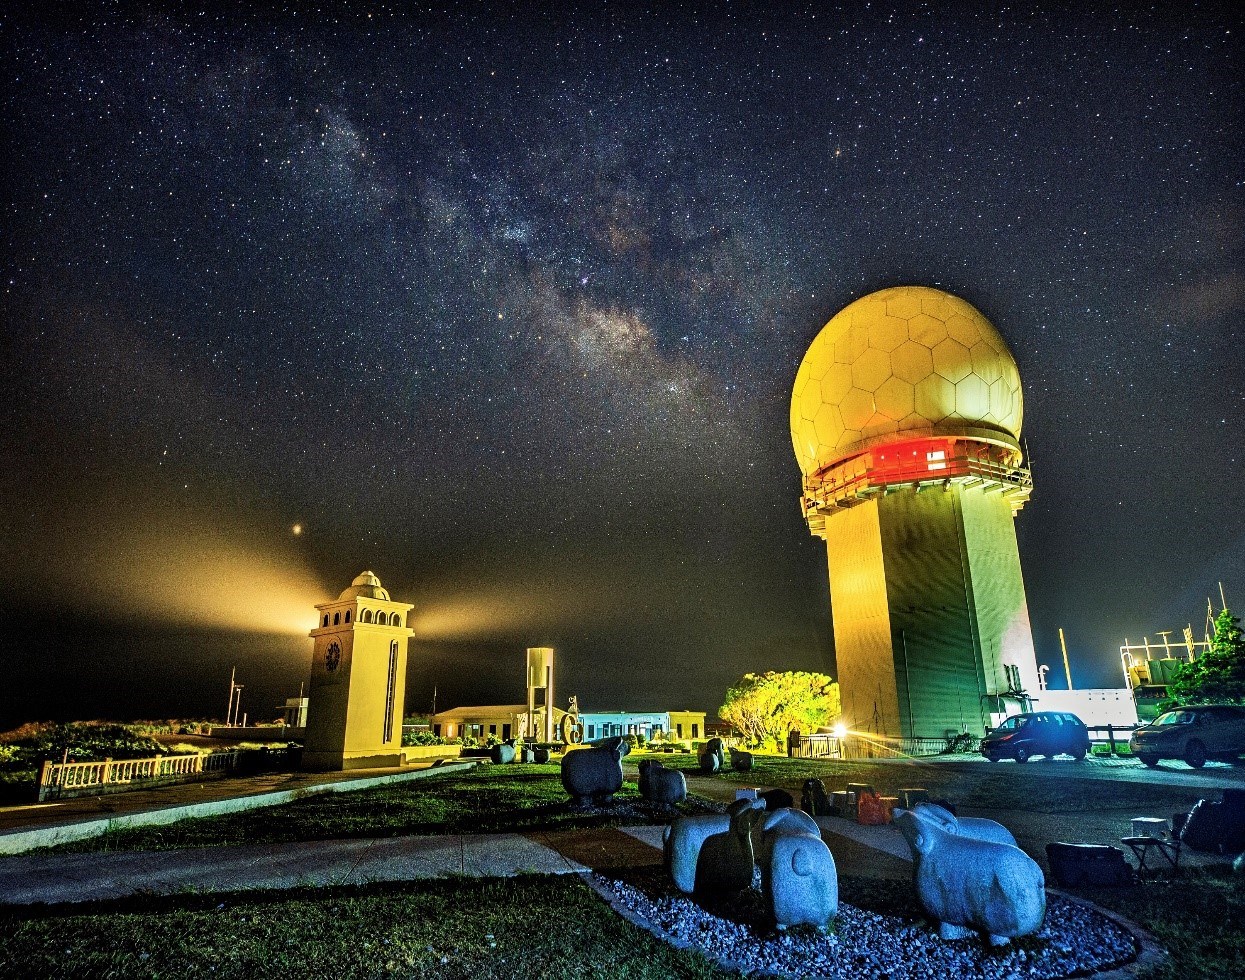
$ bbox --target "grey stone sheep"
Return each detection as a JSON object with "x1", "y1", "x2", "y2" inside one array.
[
  {"x1": 759, "y1": 809, "x2": 839, "y2": 931},
  {"x1": 489, "y1": 741, "x2": 516, "y2": 764},
  {"x1": 638, "y1": 759, "x2": 687, "y2": 805},
  {"x1": 699, "y1": 737, "x2": 725, "y2": 774},
  {"x1": 695, "y1": 797, "x2": 766, "y2": 896},
  {"x1": 894, "y1": 808, "x2": 1045, "y2": 945},
  {"x1": 664, "y1": 812, "x2": 730, "y2": 894},
  {"x1": 728, "y1": 747, "x2": 753, "y2": 772},
  {"x1": 914, "y1": 802, "x2": 1017, "y2": 847},
  {"x1": 560, "y1": 736, "x2": 624, "y2": 806}
]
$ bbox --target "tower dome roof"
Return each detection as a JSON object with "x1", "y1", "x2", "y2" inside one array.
[
  {"x1": 338, "y1": 570, "x2": 391, "y2": 601},
  {"x1": 790, "y1": 286, "x2": 1023, "y2": 478}
]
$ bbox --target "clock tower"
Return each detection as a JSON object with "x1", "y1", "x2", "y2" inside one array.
[{"x1": 303, "y1": 571, "x2": 414, "y2": 771}]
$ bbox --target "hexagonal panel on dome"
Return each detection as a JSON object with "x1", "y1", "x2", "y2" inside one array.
[
  {"x1": 914, "y1": 373, "x2": 955, "y2": 422},
  {"x1": 839, "y1": 386, "x2": 875, "y2": 430},
  {"x1": 863, "y1": 412, "x2": 897, "y2": 438},
  {"x1": 851, "y1": 347, "x2": 892, "y2": 391},
  {"x1": 932, "y1": 338, "x2": 972, "y2": 383},
  {"x1": 870, "y1": 314, "x2": 910, "y2": 352},
  {"x1": 945, "y1": 313, "x2": 981, "y2": 348},
  {"x1": 955, "y1": 374, "x2": 990, "y2": 419},
  {"x1": 891, "y1": 341, "x2": 934, "y2": 384},
  {"x1": 834, "y1": 324, "x2": 870, "y2": 365},
  {"x1": 885, "y1": 290, "x2": 922, "y2": 319},
  {"x1": 989, "y1": 378, "x2": 1011, "y2": 420},
  {"x1": 813, "y1": 402, "x2": 843, "y2": 445},
  {"x1": 820, "y1": 364, "x2": 854, "y2": 405},
  {"x1": 970, "y1": 341, "x2": 1002, "y2": 385},
  {"x1": 804, "y1": 339, "x2": 832, "y2": 381},
  {"x1": 907, "y1": 312, "x2": 948, "y2": 347},
  {"x1": 898, "y1": 412, "x2": 933, "y2": 433},
  {"x1": 836, "y1": 428, "x2": 862, "y2": 452},
  {"x1": 876, "y1": 376, "x2": 915, "y2": 421},
  {"x1": 920, "y1": 291, "x2": 952, "y2": 319}
]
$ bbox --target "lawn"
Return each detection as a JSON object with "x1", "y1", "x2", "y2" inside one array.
[
  {"x1": 41, "y1": 763, "x2": 721, "y2": 854},
  {"x1": 0, "y1": 875, "x2": 736, "y2": 980}
]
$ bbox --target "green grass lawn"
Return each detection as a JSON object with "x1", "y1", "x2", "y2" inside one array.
[
  {"x1": 42, "y1": 764, "x2": 720, "y2": 854},
  {"x1": 0, "y1": 875, "x2": 736, "y2": 980}
]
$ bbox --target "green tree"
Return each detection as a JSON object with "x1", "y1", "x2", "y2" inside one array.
[
  {"x1": 1164, "y1": 608, "x2": 1245, "y2": 708},
  {"x1": 718, "y1": 671, "x2": 840, "y2": 751}
]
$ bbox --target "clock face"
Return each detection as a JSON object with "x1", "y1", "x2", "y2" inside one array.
[{"x1": 325, "y1": 641, "x2": 342, "y2": 672}]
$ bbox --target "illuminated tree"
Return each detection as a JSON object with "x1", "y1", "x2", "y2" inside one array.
[
  {"x1": 719, "y1": 671, "x2": 840, "y2": 750},
  {"x1": 1164, "y1": 608, "x2": 1245, "y2": 708}
]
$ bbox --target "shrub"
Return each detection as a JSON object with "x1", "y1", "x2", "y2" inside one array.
[{"x1": 401, "y1": 730, "x2": 445, "y2": 747}]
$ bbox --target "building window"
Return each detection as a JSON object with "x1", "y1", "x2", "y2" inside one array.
[
  {"x1": 362, "y1": 609, "x2": 373, "y2": 623},
  {"x1": 692, "y1": 724, "x2": 699, "y2": 738},
  {"x1": 383, "y1": 640, "x2": 398, "y2": 744},
  {"x1": 489, "y1": 724, "x2": 497, "y2": 736},
  {"x1": 391, "y1": 613, "x2": 401, "y2": 626},
  {"x1": 926, "y1": 449, "x2": 947, "y2": 471},
  {"x1": 503, "y1": 724, "x2": 511, "y2": 740},
  {"x1": 345, "y1": 610, "x2": 351, "y2": 623},
  {"x1": 333, "y1": 612, "x2": 340, "y2": 625},
  {"x1": 433, "y1": 724, "x2": 441, "y2": 736},
  {"x1": 322, "y1": 614, "x2": 329, "y2": 627},
  {"x1": 587, "y1": 724, "x2": 595, "y2": 738},
  {"x1": 677, "y1": 724, "x2": 683, "y2": 738}
]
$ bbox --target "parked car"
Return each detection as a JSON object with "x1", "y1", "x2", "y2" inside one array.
[
  {"x1": 1128, "y1": 704, "x2": 1245, "y2": 769},
  {"x1": 980, "y1": 712, "x2": 1091, "y2": 763}
]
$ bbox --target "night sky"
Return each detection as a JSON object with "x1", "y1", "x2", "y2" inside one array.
[{"x1": 2, "y1": 4, "x2": 1241, "y2": 730}]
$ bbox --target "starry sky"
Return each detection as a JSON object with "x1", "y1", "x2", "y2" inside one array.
[{"x1": 2, "y1": 3, "x2": 1241, "y2": 729}]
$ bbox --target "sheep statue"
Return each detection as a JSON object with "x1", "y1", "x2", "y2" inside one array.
[
  {"x1": 638, "y1": 759, "x2": 687, "y2": 806},
  {"x1": 801, "y1": 778, "x2": 832, "y2": 817},
  {"x1": 664, "y1": 812, "x2": 730, "y2": 894},
  {"x1": 757, "y1": 807, "x2": 838, "y2": 931},
  {"x1": 489, "y1": 740, "x2": 517, "y2": 764},
  {"x1": 695, "y1": 797, "x2": 766, "y2": 895},
  {"x1": 699, "y1": 737, "x2": 725, "y2": 774},
  {"x1": 560, "y1": 736, "x2": 624, "y2": 807},
  {"x1": 728, "y1": 747, "x2": 754, "y2": 772},
  {"x1": 894, "y1": 808, "x2": 1045, "y2": 945},
  {"x1": 914, "y1": 802, "x2": 1017, "y2": 847}
]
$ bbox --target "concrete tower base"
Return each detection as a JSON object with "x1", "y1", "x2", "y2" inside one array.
[{"x1": 825, "y1": 483, "x2": 1037, "y2": 739}]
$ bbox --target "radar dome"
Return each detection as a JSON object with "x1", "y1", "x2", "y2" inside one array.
[
  {"x1": 790, "y1": 286, "x2": 1023, "y2": 478},
  {"x1": 338, "y1": 571, "x2": 391, "y2": 601}
]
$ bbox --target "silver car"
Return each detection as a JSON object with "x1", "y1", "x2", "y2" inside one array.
[{"x1": 1129, "y1": 704, "x2": 1245, "y2": 768}]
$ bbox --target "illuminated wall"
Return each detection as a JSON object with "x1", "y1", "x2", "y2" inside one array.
[
  {"x1": 792, "y1": 287, "x2": 1039, "y2": 739},
  {"x1": 304, "y1": 572, "x2": 413, "y2": 771}
]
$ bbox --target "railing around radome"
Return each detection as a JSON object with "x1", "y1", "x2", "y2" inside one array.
[
  {"x1": 1085, "y1": 724, "x2": 1140, "y2": 754},
  {"x1": 37, "y1": 751, "x2": 241, "y2": 802},
  {"x1": 789, "y1": 733, "x2": 968, "y2": 760}
]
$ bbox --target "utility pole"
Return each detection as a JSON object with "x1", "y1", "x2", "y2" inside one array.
[{"x1": 1058, "y1": 629, "x2": 1073, "y2": 690}]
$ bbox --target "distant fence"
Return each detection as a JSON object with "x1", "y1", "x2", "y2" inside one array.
[
  {"x1": 1086, "y1": 724, "x2": 1139, "y2": 752},
  {"x1": 38, "y1": 751, "x2": 241, "y2": 802},
  {"x1": 789, "y1": 733, "x2": 971, "y2": 760}
]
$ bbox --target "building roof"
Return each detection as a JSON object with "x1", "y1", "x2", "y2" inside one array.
[
  {"x1": 337, "y1": 570, "x2": 391, "y2": 601},
  {"x1": 432, "y1": 704, "x2": 568, "y2": 721}
]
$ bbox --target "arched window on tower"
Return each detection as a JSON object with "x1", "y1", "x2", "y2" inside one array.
[
  {"x1": 333, "y1": 612, "x2": 340, "y2": 625},
  {"x1": 322, "y1": 614, "x2": 329, "y2": 627},
  {"x1": 362, "y1": 609, "x2": 373, "y2": 623},
  {"x1": 345, "y1": 610, "x2": 351, "y2": 623},
  {"x1": 390, "y1": 612, "x2": 402, "y2": 627}
]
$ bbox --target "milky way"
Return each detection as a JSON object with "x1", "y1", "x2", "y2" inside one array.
[{"x1": 2, "y1": 4, "x2": 1241, "y2": 725}]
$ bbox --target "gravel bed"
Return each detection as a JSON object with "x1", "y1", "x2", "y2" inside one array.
[{"x1": 596, "y1": 868, "x2": 1140, "y2": 979}]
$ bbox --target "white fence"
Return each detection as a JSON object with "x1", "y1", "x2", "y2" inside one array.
[{"x1": 38, "y1": 751, "x2": 241, "y2": 801}]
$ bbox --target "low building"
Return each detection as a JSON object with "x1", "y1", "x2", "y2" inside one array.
[
  {"x1": 431, "y1": 704, "x2": 568, "y2": 742},
  {"x1": 579, "y1": 709, "x2": 707, "y2": 742}
]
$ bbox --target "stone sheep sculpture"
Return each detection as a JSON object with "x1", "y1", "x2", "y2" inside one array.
[
  {"x1": 801, "y1": 778, "x2": 832, "y2": 816},
  {"x1": 695, "y1": 798, "x2": 766, "y2": 896},
  {"x1": 638, "y1": 759, "x2": 687, "y2": 806},
  {"x1": 560, "y1": 736, "x2": 624, "y2": 807},
  {"x1": 699, "y1": 737, "x2": 725, "y2": 774},
  {"x1": 758, "y1": 807, "x2": 838, "y2": 931},
  {"x1": 914, "y1": 802, "x2": 1017, "y2": 847},
  {"x1": 664, "y1": 812, "x2": 730, "y2": 894},
  {"x1": 894, "y1": 808, "x2": 1045, "y2": 945},
  {"x1": 728, "y1": 747, "x2": 753, "y2": 772},
  {"x1": 489, "y1": 740, "x2": 517, "y2": 765}
]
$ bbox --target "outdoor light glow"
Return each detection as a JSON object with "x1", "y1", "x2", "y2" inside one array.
[{"x1": 832, "y1": 723, "x2": 848, "y2": 739}]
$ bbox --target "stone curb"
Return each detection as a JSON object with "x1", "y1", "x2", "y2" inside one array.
[{"x1": 0, "y1": 761, "x2": 479, "y2": 856}]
